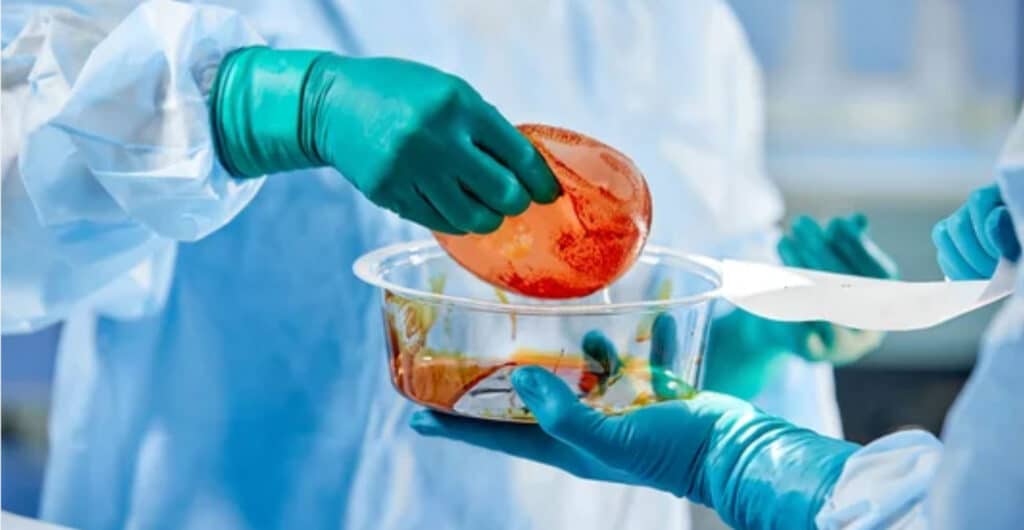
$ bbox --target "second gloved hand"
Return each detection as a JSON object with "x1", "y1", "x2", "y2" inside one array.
[
  {"x1": 211, "y1": 47, "x2": 560, "y2": 234},
  {"x1": 706, "y1": 214, "x2": 899, "y2": 398},
  {"x1": 932, "y1": 184, "x2": 1020, "y2": 280},
  {"x1": 775, "y1": 214, "x2": 899, "y2": 362},
  {"x1": 412, "y1": 365, "x2": 858, "y2": 530}
]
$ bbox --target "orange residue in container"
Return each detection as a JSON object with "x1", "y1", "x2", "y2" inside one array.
[
  {"x1": 388, "y1": 341, "x2": 643, "y2": 412},
  {"x1": 435, "y1": 124, "x2": 652, "y2": 299}
]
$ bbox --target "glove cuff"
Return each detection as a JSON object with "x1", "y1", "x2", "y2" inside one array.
[
  {"x1": 210, "y1": 46, "x2": 325, "y2": 178},
  {"x1": 699, "y1": 414, "x2": 859, "y2": 530}
]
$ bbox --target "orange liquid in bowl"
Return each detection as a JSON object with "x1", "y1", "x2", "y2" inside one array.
[{"x1": 435, "y1": 124, "x2": 652, "y2": 299}]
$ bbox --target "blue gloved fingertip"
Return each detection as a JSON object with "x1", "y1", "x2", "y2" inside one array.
[
  {"x1": 988, "y1": 207, "x2": 1021, "y2": 261},
  {"x1": 409, "y1": 410, "x2": 442, "y2": 434},
  {"x1": 510, "y1": 366, "x2": 545, "y2": 395},
  {"x1": 651, "y1": 312, "x2": 677, "y2": 337},
  {"x1": 512, "y1": 366, "x2": 578, "y2": 411},
  {"x1": 789, "y1": 215, "x2": 818, "y2": 236},
  {"x1": 582, "y1": 330, "x2": 615, "y2": 356},
  {"x1": 848, "y1": 212, "x2": 868, "y2": 231},
  {"x1": 931, "y1": 220, "x2": 953, "y2": 250}
]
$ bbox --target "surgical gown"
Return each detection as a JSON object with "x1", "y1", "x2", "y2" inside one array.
[
  {"x1": 1, "y1": 1, "x2": 840, "y2": 529},
  {"x1": 815, "y1": 112, "x2": 1024, "y2": 529}
]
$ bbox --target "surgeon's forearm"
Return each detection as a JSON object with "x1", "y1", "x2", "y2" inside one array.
[
  {"x1": 211, "y1": 47, "x2": 328, "y2": 178},
  {"x1": 697, "y1": 416, "x2": 860, "y2": 530}
]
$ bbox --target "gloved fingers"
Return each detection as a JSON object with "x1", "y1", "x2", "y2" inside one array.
[
  {"x1": 948, "y1": 204, "x2": 998, "y2": 277},
  {"x1": 649, "y1": 313, "x2": 679, "y2": 368},
  {"x1": 581, "y1": 330, "x2": 622, "y2": 382},
  {"x1": 803, "y1": 321, "x2": 837, "y2": 359},
  {"x1": 777, "y1": 237, "x2": 807, "y2": 268},
  {"x1": 966, "y1": 185, "x2": 1004, "y2": 257},
  {"x1": 417, "y1": 178, "x2": 503, "y2": 234},
  {"x1": 516, "y1": 366, "x2": 707, "y2": 487},
  {"x1": 411, "y1": 410, "x2": 572, "y2": 462},
  {"x1": 826, "y1": 215, "x2": 898, "y2": 279},
  {"x1": 849, "y1": 211, "x2": 868, "y2": 231},
  {"x1": 389, "y1": 188, "x2": 466, "y2": 235},
  {"x1": 510, "y1": 366, "x2": 627, "y2": 458},
  {"x1": 410, "y1": 409, "x2": 637, "y2": 484},
  {"x1": 787, "y1": 216, "x2": 850, "y2": 273},
  {"x1": 650, "y1": 314, "x2": 688, "y2": 399},
  {"x1": 984, "y1": 206, "x2": 1021, "y2": 262},
  {"x1": 932, "y1": 222, "x2": 985, "y2": 279},
  {"x1": 470, "y1": 104, "x2": 560, "y2": 203},
  {"x1": 455, "y1": 138, "x2": 531, "y2": 216}
]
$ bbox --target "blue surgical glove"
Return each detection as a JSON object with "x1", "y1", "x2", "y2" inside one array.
[
  {"x1": 705, "y1": 214, "x2": 898, "y2": 398},
  {"x1": 411, "y1": 365, "x2": 858, "y2": 530},
  {"x1": 932, "y1": 184, "x2": 1020, "y2": 280}
]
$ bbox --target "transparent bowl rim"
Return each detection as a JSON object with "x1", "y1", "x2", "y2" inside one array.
[{"x1": 353, "y1": 240, "x2": 723, "y2": 316}]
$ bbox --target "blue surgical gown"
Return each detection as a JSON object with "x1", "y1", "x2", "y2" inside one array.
[
  {"x1": 815, "y1": 111, "x2": 1024, "y2": 529},
  {"x1": 2, "y1": 1, "x2": 840, "y2": 529}
]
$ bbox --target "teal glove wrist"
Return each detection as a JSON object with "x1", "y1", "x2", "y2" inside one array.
[
  {"x1": 697, "y1": 407, "x2": 858, "y2": 530},
  {"x1": 211, "y1": 47, "x2": 324, "y2": 177},
  {"x1": 210, "y1": 46, "x2": 559, "y2": 235}
]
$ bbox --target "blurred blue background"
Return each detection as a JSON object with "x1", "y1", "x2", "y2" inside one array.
[{"x1": 3, "y1": 0, "x2": 1023, "y2": 519}]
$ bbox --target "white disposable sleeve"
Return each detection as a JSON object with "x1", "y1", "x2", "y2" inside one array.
[
  {"x1": 815, "y1": 430, "x2": 941, "y2": 530},
  {"x1": 2, "y1": 1, "x2": 265, "y2": 333}
]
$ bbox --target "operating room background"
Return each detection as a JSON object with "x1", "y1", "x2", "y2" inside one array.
[{"x1": 3, "y1": 0, "x2": 1023, "y2": 519}]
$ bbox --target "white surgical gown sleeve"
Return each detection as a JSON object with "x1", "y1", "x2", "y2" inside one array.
[
  {"x1": 814, "y1": 430, "x2": 941, "y2": 529},
  {"x1": 1, "y1": 1, "x2": 265, "y2": 334}
]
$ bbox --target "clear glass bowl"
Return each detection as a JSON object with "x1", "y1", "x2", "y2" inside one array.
[{"x1": 354, "y1": 240, "x2": 721, "y2": 422}]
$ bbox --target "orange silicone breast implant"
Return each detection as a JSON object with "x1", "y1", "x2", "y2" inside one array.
[{"x1": 435, "y1": 124, "x2": 652, "y2": 299}]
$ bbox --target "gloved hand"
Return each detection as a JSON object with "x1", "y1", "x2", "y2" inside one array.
[
  {"x1": 705, "y1": 214, "x2": 898, "y2": 398},
  {"x1": 932, "y1": 184, "x2": 1020, "y2": 279},
  {"x1": 210, "y1": 47, "x2": 560, "y2": 234},
  {"x1": 411, "y1": 366, "x2": 859, "y2": 530},
  {"x1": 578, "y1": 313, "x2": 695, "y2": 401}
]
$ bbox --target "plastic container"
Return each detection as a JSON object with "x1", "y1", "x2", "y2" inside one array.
[{"x1": 354, "y1": 240, "x2": 720, "y2": 422}]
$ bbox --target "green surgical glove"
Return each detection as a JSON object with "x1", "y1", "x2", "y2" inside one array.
[
  {"x1": 210, "y1": 47, "x2": 560, "y2": 234},
  {"x1": 705, "y1": 214, "x2": 898, "y2": 399}
]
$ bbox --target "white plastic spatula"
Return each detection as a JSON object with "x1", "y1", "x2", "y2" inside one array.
[{"x1": 688, "y1": 257, "x2": 1017, "y2": 331}]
